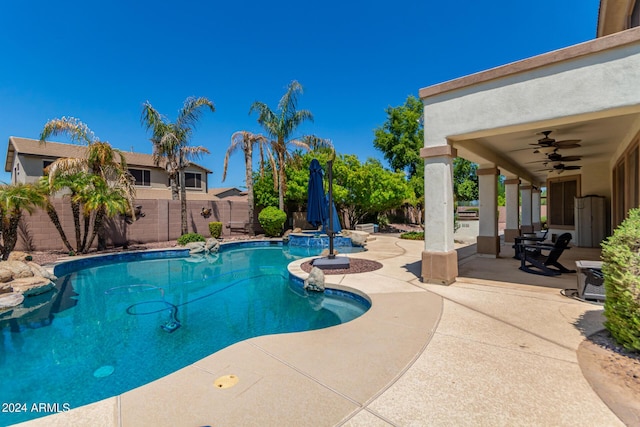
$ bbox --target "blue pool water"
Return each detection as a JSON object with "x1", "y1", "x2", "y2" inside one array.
[{"x1": 0, "y1": 243, "x2": 369, "y2": 425}]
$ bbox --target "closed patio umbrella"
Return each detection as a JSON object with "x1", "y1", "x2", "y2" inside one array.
[{"x1": 306, "y1": 159, "x2": 327, "y2": 228}]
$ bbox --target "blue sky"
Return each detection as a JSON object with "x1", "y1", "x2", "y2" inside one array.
[{"x1": 0, "y1": 0, "x2": 600, "y2": 189}]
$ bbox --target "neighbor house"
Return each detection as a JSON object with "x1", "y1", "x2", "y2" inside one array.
[
  {"x1": 5, "y1": 137, "x2": 213, "y2": 200},
  {"x1": 420, "y1": 0, "x2": 640, "y2": 284},
  {"x1": 4, "y1": 137, "x2": 251, "y2": 249}
]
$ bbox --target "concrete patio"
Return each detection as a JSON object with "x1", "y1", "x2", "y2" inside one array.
[{"x1": 15, "y1": 235, "x2": 621, "y2": 427}]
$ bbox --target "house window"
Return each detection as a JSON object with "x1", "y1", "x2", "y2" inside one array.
[
  {"x1": 547, "y1": 175, "x2": 580, "y2": 228},
  {"x1": 184, "y1": 172, "x2": 202, "y2": 189},
  {"x1": 43, "y1": 160, "x2": 54, "y2": 174},
  {"x1": 129, "y1": 168, "x2": 151, "y2": 186}
]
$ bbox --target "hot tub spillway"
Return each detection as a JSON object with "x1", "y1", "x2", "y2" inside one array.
[
  {"x1": 105, "y1": 285, "x2": 181, "y2": 333},
  {"x1": 287, "y1": 232, "x2": 353, "y2": 248}
]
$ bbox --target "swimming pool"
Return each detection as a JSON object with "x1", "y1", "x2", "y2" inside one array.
[{"x1": 0, "y1": 242, "x2": 369, "y2": 425}]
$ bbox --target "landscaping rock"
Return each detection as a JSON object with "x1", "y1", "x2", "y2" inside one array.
[
  {"x1": 0, "y1": 282, "x2": 13, "y2": 294},
  {"x1": 0, "y1": 292, "x2": 24, "y2": 312},
  {"x1": 2, "y1": 261, "x2": 34, "y2": 279},
  {"x1": 304, "y1": 266, "x2": 325, "y2": 292},
  {"x1": 8, "y1": 251, "x2": 32, "y2": 262},
  {"x1": 341, "y1": 230, "x2": 368, "y2": 247},
  {"x1": 186, "y1": 242, "x2": 206, "y2": 254},
  {"x1": 0, "y1": 267, "x2": 13, "y2": 283},
  {"x1": 205, "y1": 238, "x2": 220, "y2": 253},
  {"x1": 27, "y1": 262, "x2": 57, "y2": 281},
  {"x1": 11, "y1": 276, "x2": 55, "y2": 296}
]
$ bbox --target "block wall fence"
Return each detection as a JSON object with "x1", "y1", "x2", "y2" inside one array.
[{"x1": 15, "y1": 198, "x2": 250, "y2": 251}]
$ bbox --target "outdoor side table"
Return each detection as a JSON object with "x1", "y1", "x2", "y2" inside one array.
[{"x1": 575, "y1": 260, "x2": 605, "y2": 301}]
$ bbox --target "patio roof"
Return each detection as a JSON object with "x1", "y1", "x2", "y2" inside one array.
[{"x1": 419, "y1": 26, "x2": 640, "y2": 186}]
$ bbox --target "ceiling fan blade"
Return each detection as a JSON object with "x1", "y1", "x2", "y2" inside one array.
[
  {"x1": 563, "y1": 165, "x2": 581, "y2": 170},
  {"x1": 554, "y1": 141, "x2": 581, "y2": 149},
  {"x1": 559, "y1": 156, "x2": 581, "y2": 162}
]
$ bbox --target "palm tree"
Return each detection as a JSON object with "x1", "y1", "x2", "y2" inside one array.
[
  {"x1": 0, "y1": 183, "x2": 46, "y2": 259},
  {"x1": 36, "y1": 176, "x2": 75, "y2": 253},
  {"x1": 141, "y1": 97, "x2": 214, "y2": 235},
  {"x1": 82, "y1": 175, "x2": 131, "y2": 250},
  {"x1": 223, "y1": 131, "x2": 270, "y2": 236},
  {"x1": 39, "y1": 117, "x2": 136, "y2": 252},
  {"x1": 250, "y1": 81, "x2": 313, "y2": 210}
]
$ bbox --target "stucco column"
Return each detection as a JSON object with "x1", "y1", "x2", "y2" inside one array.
[
  {"x1": 504, "y1": 178, "x2": 521, "y2": 243},
  {"x1": 532, "y1": 188, "x2": 541, "y2": 231},
  {"x1": 520, "y1": 185, "x2": 533, "y2": 234},
  {"x1": 420, "y1": 144, "x2": 458, "y2": 285},
  {"x1": 476, "y1": 167, "x2": 500, "y2": 257}
]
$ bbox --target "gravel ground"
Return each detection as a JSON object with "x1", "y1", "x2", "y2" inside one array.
[{"x1": 300, "y1": 258, "x2": 383, "y2": 275}]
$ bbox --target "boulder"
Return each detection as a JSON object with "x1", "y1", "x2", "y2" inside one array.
[
  {"x1": 205, "y1": 238, "x2": 220, "y2": 253},
  {"x1": 11, "y1": 276, "x2": 55, "y2": 297},
  {"x1": 186, "y1": 241, "x2": 206, "y2": 254},
  {"x1": 0, "y1": 282, "x2": 13, "y2": 294},
  {"x1": 0, "y1": 267, "x2": 13, "y2": 283},
  {"x1": 8, "y1": 251, "x2": 32, "y2": 262},
  {"x1": 27, "y1": 262, "x2": 57, "y2": 281},
  {"x1": 1, "y1": 261, "x2": 34, "y2": 279},
  {"x1": 342, "y1": 230, "x2": 368, "y2": 247},
  {"x1": 304, "y1": 266, "x2": 325, "y2": 292},
  {"x1": 0, "y1": 292, "x2": 24, "y2": 312}
]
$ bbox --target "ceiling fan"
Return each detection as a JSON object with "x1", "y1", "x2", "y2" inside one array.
[
  {"x1": 536, "y1": 163, "x2": 582, "y2": 174},
  {"x1": 530, "y1": 130, "x2": 581, "y2": 150},
  {"x1": 527, "y1": 148, "x2": 582, "y2": 164}
]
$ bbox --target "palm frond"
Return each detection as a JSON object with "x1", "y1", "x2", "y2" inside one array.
[
  {"x1": 39, "y1": 117, "x2": 96, "y2": 145},
  {"x1": 176, "y1": 97, "x2": 215, "y2": 130}
]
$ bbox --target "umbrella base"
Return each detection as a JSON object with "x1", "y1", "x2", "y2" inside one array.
[{"x1": 313, "y1": 256, "x2": 350, "y2": 270}]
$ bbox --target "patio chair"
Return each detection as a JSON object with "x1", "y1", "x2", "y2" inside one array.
[
  {"x1": 518, "y1": 232, "x2": 576, "y2": 276},
  {"x1": 512, "y1": 229, "x2": 549, "y2": 260}
]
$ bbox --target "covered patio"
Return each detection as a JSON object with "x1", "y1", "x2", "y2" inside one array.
[{"x1": 419, "y1": 26, "x2": 640, "y2": 285}]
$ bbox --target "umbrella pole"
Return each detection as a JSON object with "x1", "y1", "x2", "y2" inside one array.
[{"x1": 327, "y1": 160, "x2": 335, "y2": 259}]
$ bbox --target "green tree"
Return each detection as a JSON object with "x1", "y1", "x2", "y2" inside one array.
[
  {"x1": 373, "y1": 95, "x2": 481, "y2": 218},
  {"x1": 373, "y1": 95, "x2": 424, "y2": 179},
  {"x1": 373, "y1": 95, "x2": 425, "y2": 223},
  {"x1": 40, "y1": 117, "x2": 136, "y2": 252},
  {"x1": 453, "y1": 158, "x2": 479, "y2": 202},
  {"x1": 338, "y1": 156, "x2": 412, "y2": 227},
  {"x1": 0, "y1": 183, "x2": 46, "y2": 259},
  {"x1": 250, "y1": 80, "x2": 313, "y2": 211},
  {"x1": 223, "y1": 131, "x2": 269, "y2": 235},
  {"x1": 141, "y1": 97, "x2": 214, "y2": 234},
  {"x1": 252, "y1": 171, "x2": 279, "y2": 209}
]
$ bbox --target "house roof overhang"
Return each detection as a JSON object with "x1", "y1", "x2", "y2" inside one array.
[{"x1": 419, "y1": 27, "x2": 640, "y2": 187}]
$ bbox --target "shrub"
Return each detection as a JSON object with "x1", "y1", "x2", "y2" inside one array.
[
  {"x1": 208, "y1": 222, "x2": 222, "y2": 239},
  {"x1": 177, "y1": 232, "x2": 205, "y2": 246},
  {"x1": 258, "y1": 207, "x2": 287, "y2": 237},
  {"x1": 601, "y1": 208, "x2": 640, "y2": 352},
  {"x1": 400, "y1": 231, "x2": 424, "y2": 240}
]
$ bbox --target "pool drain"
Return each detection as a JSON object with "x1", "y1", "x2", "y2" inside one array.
[
  {"x1": 93, "y1": 365, "x2": 115, "y2": 378},
  {"x1": 214, "y1": 374, "x2": 238, "y2": 389}
]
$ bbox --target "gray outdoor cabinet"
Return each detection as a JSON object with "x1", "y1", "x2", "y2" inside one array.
[{"x1": 574, "y1": 195, "x2": 606, "y2": 248}]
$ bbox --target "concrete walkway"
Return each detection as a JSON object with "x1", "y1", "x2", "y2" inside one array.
[{"x1": 15, "y1": 236, "x2": 622, "y2": 426}]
